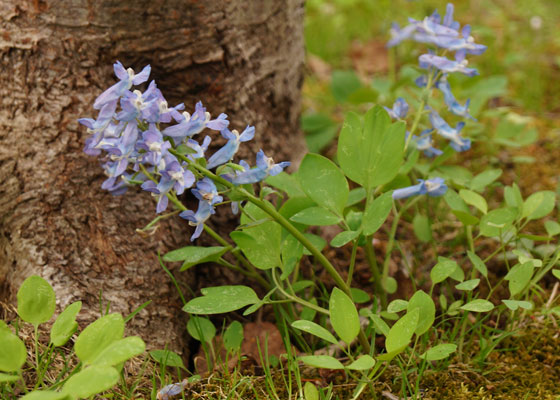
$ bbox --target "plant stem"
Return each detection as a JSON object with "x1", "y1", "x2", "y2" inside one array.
[{"x1": 404, "y1": 69, "x2": 435, "y2": 151}]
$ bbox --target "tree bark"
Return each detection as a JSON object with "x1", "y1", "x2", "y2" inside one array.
[{"x1": 0, "y1": 0, "x2": 305, "y2": 353}]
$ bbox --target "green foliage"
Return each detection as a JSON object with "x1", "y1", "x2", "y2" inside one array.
[{"x1": 2, "y1": 275, "x2": 144, "y2": 399}]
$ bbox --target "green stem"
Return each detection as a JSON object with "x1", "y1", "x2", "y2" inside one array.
[
  {"x1": 346, "y1": 240, "x2": 359, "y2": 287},
  {"x1": 271, "y1": 270, "x2": 328, "y2": 315},
  {"x1": 404, "y1": 70, "x2": 436, "y2": 151},
  {"x1": 365, "y1": 237, "x2": 386, "y2": 308}
]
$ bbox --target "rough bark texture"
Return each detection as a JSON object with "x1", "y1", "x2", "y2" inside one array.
[{"x1": 0, "y1": 0, "x2": 305, "y2": 353}]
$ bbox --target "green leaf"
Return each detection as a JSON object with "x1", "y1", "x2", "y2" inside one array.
[
  {"x1": 20, "y1": 392, "x2": 70, "y2": 400},
  {"x1": 62, "y1": 365, "x2": 119, "y2": 398},
  {"x1": 387, "y1": 299, "x2": 408, "y2": 313},
  {"x1": 304, "y1": 381, "x2": 319, "y2": 400},
  {"x1": 302, "y1": 233, "x2": 327, "y2": 256},
  {"x1": 452, "y1": 210, "x2": 480, "y2": 226},
  {"x1": 149, "y1": 350, "x2": 185, "y2": 369},
  {"x1": 290, "y1": 207, "x2": 342, "y2": 226},
  {"x1": 362, "y1": 191, "x2": 393, "y2": 236},
  {"x1": 553, "y1": 269, "x2": 560, "y2": 281},
  {"x1": 75, "y1": 313, "x2": 124, "y2": 365},
  {"x1": 17, "y1": 275, "x2": 56, "y2": 326},
  {"x1": 90, "y1": 336, "x2": 145, "y2": 367},
  {"x1": 545, "y1": 221, "x2": 560, "y2": 236},
  {"x1": 281, "y1": 234, "x2": 303, "y2": 279},
  {"x1": 337, "y1": 106, "x2": 406, "y2": 190},
  {"x1": 163, "y1": 246, "x2": 227, "y2": 271},
  {"x1": 504, "y1": 183, "x2": 524, "y2": 210},
  {"x1": 223, "y1": 321, "x2": 244, "y2": 352},
  {"x1": 502, "y1": 300, "x2": 533, "y2": 311},
  {"x1": 0, "y1": 329, "x2": 26, "y2": 372},
  {"x1": 469, "y1": 169, "x2": 502, "y2": 192},
  {"x1": 346, "y1": 355, "x2": 376, "y2": 371},
  {"x1": 456, "y1": 279, "x2": 480, "y2": 291},
  {"x1": 50, "y1": 301, "x2": 82, "y2": 347},
  {"x1": 329, "y1": 288, "x2": 360, "y2": 345},
  {"x1": 479, "y1": 207, "x2": 517, "y2": 237},
  {"x1": 298, "y1": 153, "x2": 349, "y2": 214},
  {"x1": 266, "y1": 172, "x2": 305, "y2": 198},
  {"x1": 444, "y1": 189, "x2": 469, "y2": 213},
  {"x1": 231, "y1": 231, "x2": 279, "y2": 270},
  {"x1": 385, "y1": 308, "x2": 419, "y2": 354},
  {"x1": 187, "y1": 317, "x2": 216, "y2": 344},
  {"x1": 346, "y1": 187, "x2": 367, "y2": 207},
  {"x1": 291, "y1": 320, "x2": 338, "y2": 345},
  {"x1": 420, "y1": 344, "x2": 457, "y2": 361},
  {"x1": 459, "y1": 189, "x2": 488, "y2": 214},
  {"x1": 183, "y1": 286, "x2": 259, "y2": 315},
  {"x1": 505, "y1": 262, "x2": 534, "y2": 296},
  {"x1": 407, "y1": 290, "x2": 435, "y2": 335},
  {"x1": 350, "y1": 288, "x2": 370, "y2": 304},
  {"x1": 467, "y1": 251, "x2": 488, "y2": 278},
  {"x1": 412, "y1": 214, "x2": 432, "y2": 242},
  {"x1": 299, "y1": 355, "x2": 344, "y2": 370},
  {"x1": 0, "y1": 373, "x2": 20, "y2": 383},
  {"x1": 460, "y1": 299, "x2": 494, "y2": 313},
  {"x1": 330, "y1": 231, "x2": 360, "y2": 248},
  {"x1": 430, "y1": 257, "x2": 459, "y2": 285},
  {"x1": 331, "y1": 70, "x2": 362, "y2": 102},
  {"x1": 369, "y1": 313, "x2": 390, "y2": 336},
  {"x1": 383, "y1": 276, "x2": 398, "y2": 294},
  {"x1": 522, "y1": 191, "x2": 556, "y2": 220}
]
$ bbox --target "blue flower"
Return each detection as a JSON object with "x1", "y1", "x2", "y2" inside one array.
[
  {"x1": 136, "y1": 124, "x2": 171, "y2": 167},
  {"x1": 230, "y1": 150, "x2": 290, "y2": 185},
  {"x1": 192, "y1": 178, "x2": 223, "y2": 206},
  {"x1": 206, "y1": 126, "x2": 255, "y2": 169},
  {"x1": 186, "y1": 136, "x2": 211, "y2": 161},
  {"x1": 116, "y1": 81, "x2": 159, "y2": 122},
  {"x1": 435, "y1": 76, "x2": 475, "y2": 120},
  {"x1": 159, "y1": 155, "x2": 196, "y2": 196},
  {"x1": 162, "y1": 102, "x2": 229, "y2": 140},
  {"x1": 141, "y1": 179, "x2": 173, "y2": 214},
  {"x1": 419, "y1": 53, "x2": 478, "y2": 77},
  {"x1": 180, "y1": 200, "x2": 214, "y2": 241},
  {"x1": 412, "y1": 130, "x2": 443, "y2": 157},
  {"x1": 384, "y1": 97, "x2": 409, "y2": 120},
  {"x1": 428, "y1": 110, "x2": 470, "y2": 152},
  {"x1": 392, "y1": 177, "x2": 447, "y2": 200},
  {"x1": 94, "y1": 61, "x2": 151, "y2": 110}
]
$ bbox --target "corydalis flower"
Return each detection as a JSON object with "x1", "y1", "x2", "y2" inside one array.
[
  {"x1": 392, "y1": 177, "x2": 447, "y2": 200},
  {"x1": 419, "y1": 52, "x2": 478, "y2": 77},
  {"x1": 429, "y1": 109, "x2": 470, "y2": 152},
  {"x1": 230, "y1": 150, "x2": 290, "y2": 185},
  {"x1": 384, "y1": 97, "x2": 409, "y2": 120},
  {"x1": 192, "y1": 177, "x2": 223, "y2": 206},
  {"x1": 435, "y1": 76, "x2": 475, "y2": 120},
  {"x1": 162, "y1": 102, "x2": 228, "y2": 140},
  {"x1": 94, "y1": 61, "x2": 151, "y2": 110},
  {"x1": 412, "y1": 130, "x2": 443, "y2": 158},
  {"x1": 206, "y1": 126, "x2": 255, "y2": 169},
  {"x1": 180, "y1": 200, "x2": 214, "y2": 241}
]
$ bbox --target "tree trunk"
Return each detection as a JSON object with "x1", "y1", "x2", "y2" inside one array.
[{"x1": 0, "y1": 0, "x2": 305, "y2": 353}]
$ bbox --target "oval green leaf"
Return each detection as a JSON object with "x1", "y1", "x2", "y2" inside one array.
[
  {"x1": 460, "y1": 299, "x2": 494, "y2": 313},
  {"x1": 420, "y1": 343, "x2": 457, "y2": 361},
  {"x1": 290, "y1": 207, "x2": 342, "y2": 226},
  {"x1": 407, "y1": 290, "x2": 435, "y2": 335},
  {"x1": 50, "y1": 301, "x2": 82, "y2": 347},
  {"x1": 223, "y1": 321, "x2": 244, "y2": 352},
  {"x1": 298, "y1": 153, "x2": 349, "y2": 214},
  {"x1": 385, "y1": 308, "x2": 419, "y2": 354},
  {"x1": 90, "y1": 336, "x2": 145, "y2": 367},
  {"x1": 149, "y1": 350, "x2": 185, "y2": 369},
  {"x1": 299, "y1": 355, "x2": 344, "y2": 370},
  {"x1": 292, "y1": 320, "x2": 338, "y2": 345},
  {"x1": 183, "y1": 286, "x2": 260, "y2": 315},
  {"x1": 329, "y1": 288, "x2": 360, "y2": 345},
  {"x1": 455, "y1": 279, "x2": 480, "y2": 291},
  {"x1": 187, "y1": 317, "x2": 216, "y2": 343},
  {"x1": 62, "y1": 365, "x2": 119, "y2": 398},
  {"x1": 74, "y1": 313, "x2": 124, "y2": 365},
  {"x1": 345, "y1": 355, "x2": 376, "y2": 371},
  {"x1": 0, "y1": 330, "x2": 27, "y2": 372},
  {"x1": 17, "y1": 275, "x2": 56, "y2": 326},
  {"x1": 362, "y1": 191, "x2": 393, "y2": 235}
]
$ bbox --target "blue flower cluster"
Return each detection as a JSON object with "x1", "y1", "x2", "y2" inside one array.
[
  {"x1": 79, "y1": 61, "x2": 290, "y2": 240},
  {"x1": 387, "y1": 3, "x2": 487, "y2": 156}
]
